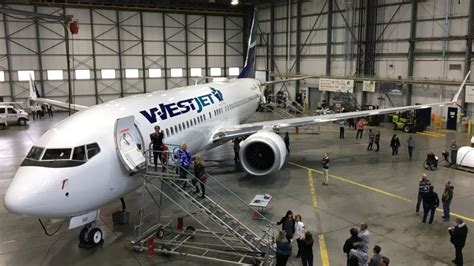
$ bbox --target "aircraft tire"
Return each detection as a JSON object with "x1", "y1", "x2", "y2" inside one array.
[
  {"x1": 79, "y1": 227, "x2": 89, "y2": 245},
  {"x1": 88, "y1": 228, "x2": 103, "y2": 246}
]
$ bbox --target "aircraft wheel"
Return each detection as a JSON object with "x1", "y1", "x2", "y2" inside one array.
[
  {"x1": 88, "y1": 228, "x2": 103, "y2": 246},
  {"x1": 79, "y1": 227, "x2": 89, "y2": 245}
]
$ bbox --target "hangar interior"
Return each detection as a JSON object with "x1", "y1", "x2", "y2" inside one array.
[{"x1": 0, "y1": 0, "x2": 474, "y2": 266}]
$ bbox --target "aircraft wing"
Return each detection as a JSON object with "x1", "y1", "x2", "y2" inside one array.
[
  {"x1": 29, "y1": 78, "x2": 88, "y2": 112},
  {"x1": 212, "y1": 71, "x2": 470, "y2": 142}
]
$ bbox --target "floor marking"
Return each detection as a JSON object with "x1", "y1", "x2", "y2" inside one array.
[
  {"x1": 289, "y1": 162, "x2": 474, "y2": 223},
  {"x1": 424, "y1": 131, "x2": 446, "y2": 137},
  {"x1": 417, "y1": 132, "x2": 441, "y2": 138},
  {"x1": 307, "y1": 169, "x2": 318, "y2": 208},
  {"x1": 319, "y1": 234, "x2": 330, "y2": 266}
]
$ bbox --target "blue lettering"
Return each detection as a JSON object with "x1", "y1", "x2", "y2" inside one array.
[
  {"x1": 166, "y1": 103, "x2": 181, "y2": 117},
  {"x1": 198, "y1": 95, "x2": 212, "y2": 107},
  {"x1": 177, "y1": 99, "x2": 193, "y2": 114},
  {"x1": 156, "y1": 104, "x2": 168, "y2": 120},
  {"x1": 195, "y1": 97, "x2": 203, "y2": 113},
  {"x1": 140, "y1": 108, "x2": 159, "y2": 123}
]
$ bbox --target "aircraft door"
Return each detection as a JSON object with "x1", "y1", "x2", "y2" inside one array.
[{"x1": 114, "y1": 116, "x2": 146, "y2": 174}]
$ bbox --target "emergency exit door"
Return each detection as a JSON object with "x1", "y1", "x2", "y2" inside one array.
[
  {"x1": 447, "y1": 107, "x2": 457, "y2": 130},
  {"x1": 114, "y1": 116, "x2": 146, "y2": 173}
]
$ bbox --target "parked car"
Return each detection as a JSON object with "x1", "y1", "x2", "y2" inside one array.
[{"x1": 0, "y1": 105, "x2": 29, "y2": 126}]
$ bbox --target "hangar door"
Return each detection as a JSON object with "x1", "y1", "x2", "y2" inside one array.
[{"x1": 114, "y1": 116, "x2": 146, "y2": 174}]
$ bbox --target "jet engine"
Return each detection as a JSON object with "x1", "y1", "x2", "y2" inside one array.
[{"x1": 239, "y1": 131, "x2": 287, "y2": 176}]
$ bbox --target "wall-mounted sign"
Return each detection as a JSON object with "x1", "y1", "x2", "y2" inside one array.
[
  {"x1": 319, "y1": 78, "x2": 354, "y2": 93},
  {"x1": 465, "y1": 85, "x2": 474, "y2": 103},
  {"x1": 362, "y1": 80, "x2": 376, "y2": 92},
  {"x1": 380, "y1": 83, "x2": 403, "y2": 96}
]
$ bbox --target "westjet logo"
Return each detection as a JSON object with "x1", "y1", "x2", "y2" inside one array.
[{"x1": 140, "y1": 87, "x2": 224, "y2": 123}]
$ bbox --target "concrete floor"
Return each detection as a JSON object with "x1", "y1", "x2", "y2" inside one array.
[{"x1": 1, "y1": 112, "x2": 473, "y2": 265}]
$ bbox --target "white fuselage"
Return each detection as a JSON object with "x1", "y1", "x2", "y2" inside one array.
[{"x1": 4, "y1": 78, "x2": 261, "y2": 218}]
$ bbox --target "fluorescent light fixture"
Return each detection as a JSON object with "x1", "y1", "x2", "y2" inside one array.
[
  {"x1": 231, "y1": 0, "x2": 239, "y2": 5},
  {"x1": 18, "y1": 70, "x2": 34, "y2": 81},
  {"x1": 0, "y1": 71, "x2": 4, "y2": 82}
]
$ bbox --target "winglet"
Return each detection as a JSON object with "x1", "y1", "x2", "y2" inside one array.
[
  {"x1": 451, "y1": 71, "x2": 470, "y2": 103},
  {"x1": 28, "y1": 75, "x2": 40, "y2": 100}
]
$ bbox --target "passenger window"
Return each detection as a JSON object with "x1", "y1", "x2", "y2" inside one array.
[
  {"x1": 209, "y1": 112, "x2": 212, "y2": 118},
  {"x1": 26, "y1": 146, "x2": 44, "y2": 160},
  {"x1": 166, "y1": 128, "x2": 170, "y2": 137},
  {"x1": 86, "y1": 143, "x2": 101, "y2": 159},
  {"x1": 7, "y1": 108, "x2": 17, "y2": 114},
  {"x1": 43, "y1": 148, "x2": 72, "y2": 160},
  {"x1": 194, "y1": 118, "x2": 197, "y2": 125},
  {"x1": 182, "y1": 122, "x2": 186, "y2": 129},
  {"x1": 171, "y1": 127, "x2": 174, "y2": 135},
  {"x1": 178, "y1": 124, "x2": 182, "y2": 131},
  {"x1": 203, "y1": 114, "x2": 206, "y2": 121},
  {"x1": 186, "y1": 121, "x2": 190, "y2": 128},
  {"x1": 174, "y1": 125, "x2": 178, "y2": 133}
]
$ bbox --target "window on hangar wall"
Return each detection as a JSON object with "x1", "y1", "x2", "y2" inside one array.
[
  {"x1": 210, "y1": 68, "x2": 221, "y2": 77},
  {"x1": 75, "y1": 69, "x2": 90, "y2": 80},
  {"x1": 47, "y1": 70, "x2": 63, "y2": 81},
  {"x1": 125, "y1": 69, "x2": 139, "y2": 79},
  {"x1": 190, "y1": 68, "x2": 202, "y2": 77},
  {"x1": 170, "y1": 68, "x2": 183, "y2": 78},
  {"x1": 18, "y1": 70, "x2": 35, "y2": 81},
  {"x1": 0, "y1": 71, "x2": 4, "y2": 82},
  {"x1": 101, "y1": 69, "x2": 116, "y2": 79},
  {"x1": 229, "y1": 67, "x2": 239, "y2": 76},
  {"x1": 148, "y1": 68, "x2": 162, "y2": 78}
]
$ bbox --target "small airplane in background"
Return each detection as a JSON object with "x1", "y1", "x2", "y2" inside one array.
[{"x1": 3, "y1": 12, "x2": 470, "y2": 248}]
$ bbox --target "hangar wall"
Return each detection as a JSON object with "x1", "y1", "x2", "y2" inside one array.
[
  {"x1": 0, "y1": 5, "x2": 244, "y2": 106},
  {"x1": 256, "y1": 0, "x2": 473, "y2": 117}
]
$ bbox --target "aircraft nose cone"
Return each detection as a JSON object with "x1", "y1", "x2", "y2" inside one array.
[{"x1": 3, "y1": 184, "x2": 29, "y2": 214}]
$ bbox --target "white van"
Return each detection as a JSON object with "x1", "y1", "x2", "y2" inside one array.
[{"x1": 0, "y1": 105, "x2": 29, "y2": 126}]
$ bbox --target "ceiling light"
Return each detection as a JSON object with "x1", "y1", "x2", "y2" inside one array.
[{"x1": 231, "y1": 0, "x2": 239, "y2": 5}]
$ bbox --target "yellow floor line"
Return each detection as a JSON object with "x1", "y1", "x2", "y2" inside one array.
[
  {"x1": 423, "y1": 131, "x2": 446, "y2": 137},
  {"x1": 319, "y1": 234, "x2": 330, "y2": 266},
  {"x1": 417, "y1": 132, "x2": 441, "y2": 138},
  {"x1": 289, "y1": 162, "x2": 474, "y2": 223},
  {"x1": 307, "y1": 169, "x2": 318, "y2": 208}
]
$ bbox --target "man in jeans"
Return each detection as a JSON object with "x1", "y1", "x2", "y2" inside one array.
[
  {"x1": 442, "y1": 181, "x2": 454, "y2": 221},
  {"x1": 416, "y1": 173, "x2": 431, "y2": 213},
  {"x1": 321, "y1": 152, "x2": 330, "y2": 186}
]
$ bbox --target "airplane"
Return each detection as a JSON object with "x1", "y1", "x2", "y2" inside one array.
[{"x1": 3, "y1": 12, "x2": 470, "y2": 248}]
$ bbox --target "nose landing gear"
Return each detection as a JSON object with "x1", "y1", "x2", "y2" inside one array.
[{"x1": 79, "y1": 222, "x2": 103, "y2": 248}]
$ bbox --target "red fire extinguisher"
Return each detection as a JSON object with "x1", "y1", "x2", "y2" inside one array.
[
  {"x1": 69, "y1": 21, "x2": 79, "y2": 35},
  {"x1": 147, "y1": 237, "x2": 155, "y2": 257}
]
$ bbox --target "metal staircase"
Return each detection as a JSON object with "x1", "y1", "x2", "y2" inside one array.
[
  {"x1": 131, "y1": 147, "x2": 276, "y2": 265},
  {"x1": 260, "y1": 103, "x2": 319, "y2": 134}
]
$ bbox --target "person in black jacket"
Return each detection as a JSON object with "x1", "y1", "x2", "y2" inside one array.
[
  {"x1": 422, "y1": 185, "x2": 439, "y2": 224},
  {"x1": 276, "y1": 210, "x2": 295, "y2": 242},
  {"x1": 343, "y1": 228, "x2": 362, "y2": 265},
  {"x1": 276, "y1": 230, "x2": 292, "y2": 266},
  {"x1": 390, "y1": 134, "x2": 401, "y2": 157},
  {"x1": 442, "y1": 181, "x2": 454, "y2": 221},
  {"x1": 416, "y1": 173, "x2": 431, "y2": 213},
  {"x1": 449, "y1": 218, "x2": 468, "y2": 265},
  {"x1": 300, "y1": 230, "x2": 314, "y2": 266},
  {"x1": 150, "y1": 126, "x2": 164, "y2": 172}
]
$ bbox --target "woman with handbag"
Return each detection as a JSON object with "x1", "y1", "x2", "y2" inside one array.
[{"x1": 193, "y1": 154, "x2": 207, "y2": 198}]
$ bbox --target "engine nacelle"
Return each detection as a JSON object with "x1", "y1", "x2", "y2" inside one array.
[{"x1": 239, "y1": 131, "x2": 287, "y2": 176}]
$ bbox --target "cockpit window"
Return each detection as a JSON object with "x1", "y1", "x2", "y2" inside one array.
[
  {"x1": 72, "y1": 146, "x2": 86, "y2": 161},
  {"x1": 26, "y1": 146, "x2": 44, "y2": 160},
  {"x1": 86, "y1": 143, "x2": 100, "y2": 159},
  {"x1": 42, "y1": 148, "x2": 72, "y2": 160}
]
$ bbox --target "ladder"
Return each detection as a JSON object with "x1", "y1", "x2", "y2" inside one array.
[{"x1": 132, "y1": 148, "x2": 276, "y2": 265}]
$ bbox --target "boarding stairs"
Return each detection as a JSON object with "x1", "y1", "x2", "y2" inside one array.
[
  {"x1": 131, "y1": 147, "x2": 276, "y2": 265},
  {"x1": 260, "y1": 102, "x2": 319, "y2": 134}
]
